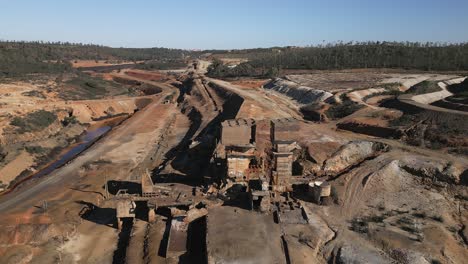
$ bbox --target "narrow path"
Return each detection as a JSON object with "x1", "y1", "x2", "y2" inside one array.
[{"x1": 206, "y1": 77, "x2": 294, "y2": 118}]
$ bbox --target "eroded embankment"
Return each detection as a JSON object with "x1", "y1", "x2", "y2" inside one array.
[
  {"x1": 151, "y1": 78, "x2": 244, "y2": 184},
  {"x1": 264, "y1": 78, "x2": 333, "y2": 105},
  {"x1": 3, "y1": 124, "x2": 115, "y2": 195},
  {"x1": 395, "y1": 78, "x2": 468, "y2": 117},
  {"x1": 431, "y1": 99, "x2": 468, "y2": 112},
  {"x1": 114, "y1": 80, "x2": 243, "y2": 263},
  {"x1": 67, "y1": 96, "x2": 153, "y2": 123}
]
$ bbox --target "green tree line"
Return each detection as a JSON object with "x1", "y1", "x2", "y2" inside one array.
[
  {"x1": 0, "y1": 41, "x2": 193, "y2": 77},
  {"x1": 207, "y1": 42, "x2": 468, "y2": 78}
]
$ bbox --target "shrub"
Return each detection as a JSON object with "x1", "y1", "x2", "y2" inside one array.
[
  {"x1": 25, "y1": 146, "x2": 47, "y2": 154},
  {"x1": 61, "y1": 74, "x2": 127, "y2": 100},
  {"x1": 350, "y1": 218, "x2": 369, "y2": 234},
  {"x1": 330, "y1": 186, "x2": 339, "y2": 204},
  {"x1": 412, "y1": 212, "x2": 427, "y2": 219},
  {"x1": 10, "y1": 110, "x2": 57, "y2": 133},
  {"x1": 21, "y1": 90, "x2": 46, "y2": 99},
  {"x1": 406, "y1": 81, "x2": 441, "y2": 95},
  {"x1": 401, "y1": 225, "x2": 418, "y2": 234},
  {"x1": 362, "y1": 89, "x2": 403, "y2": 101},
  {"x1": 349, "y1": 214, "x2": 388, "y2": 235},
  {"x1": 135, "y1": 60, "x2": 187, "y2": 70},
  {"x1": 369, "y1": 215, "x2": 385, "y2": 223},
  {"x1": 62, "y1": 115, "x2": 78, "y2": 126},
  {"x1": 325, "y1": 101, "x2": 364, "y2": 119},
  {"x1": 430, "y1": 215, "x2": 444, "y2": 222},
  {"x1": 0, "y1": 146, "x2": 6, "y2": 162},
  {"x1": 389, "y1": 249, "x2": 409, "y2": 263}
]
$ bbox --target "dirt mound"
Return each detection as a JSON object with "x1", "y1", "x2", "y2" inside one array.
[
  {"x1": 264, "y1": 78, "x2": 333, "y2": 105},
  {"x1": 399, "y1": 156, "x2": 465, "y2": 184},
  {"x1": 335, "y1": 153, "x2": 468, "y2": 263},
  {"x1": 323, "y1": 141, "x2": 389, "y2": 175},
  {"x1": 68, "y1": 98, "x2": 142, "y2": 123},
  {"x1": 285, "y1": 73, "x2": 388, "y2": 92},
  {"x1": 338, "y1": 244, "x2": 393, "y2": 264}
]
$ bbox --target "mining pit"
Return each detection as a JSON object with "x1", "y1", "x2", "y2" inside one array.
[{"x1": 0, "y1": 61, "x2": 467, "y2": 264}]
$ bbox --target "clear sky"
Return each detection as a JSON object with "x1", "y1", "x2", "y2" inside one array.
[{"x1": 1, "y1": 0, "x2": 467, "y2": 49}]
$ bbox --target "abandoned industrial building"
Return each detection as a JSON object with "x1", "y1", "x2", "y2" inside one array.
[{"x1": 107, "y1": 117, "x2": 333, "y2": 260}]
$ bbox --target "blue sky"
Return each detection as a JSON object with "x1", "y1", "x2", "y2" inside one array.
[{"x1": 1, "y1": 0, "x2": 467, "y2": 49}]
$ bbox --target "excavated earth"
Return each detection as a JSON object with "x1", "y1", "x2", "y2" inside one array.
[{"x1": 0, "y1": 64, "x2": 467, "y2": 264}]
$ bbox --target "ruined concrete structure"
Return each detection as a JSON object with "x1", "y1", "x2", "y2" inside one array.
[
  {"x1": 270, "y1": 120, "x2": 301, "y2": 192},
  {"x1": 272, "y1": 152, "x2": 293, "y2": 192},
  {"x1": 270, "y1": 118, "x2": 299, "y2": 143},
  {"x1": 221, "y1": 118, "x2": 255, "y2": 146},
  {"x1": 116, "y1": 195, "x2": 136, "y2": 230},
  {"x1": 249, "y1": 178, "x2": 271, "y2": 212},
  {"x1": 141, "y1": 169, "x2": 158, "y2": 197},
  {"x1": 309, "y1": 180, "x2": 331, "y2": 203},
  {"x1": 220, "y1": 119, "x2": 260, "y2": 182},
  {"x1": 113, "y1": 170, "x2": 206, "y2": 229},
  {"x1": 226, "y1": 146, "x2": 256, "y2": 181},
  {"x1": 217, "y1": 118, "x2": 302, "y2": 211},
  {"x1": 167, "y1": 217, "x2": 188, "y2": 259}
]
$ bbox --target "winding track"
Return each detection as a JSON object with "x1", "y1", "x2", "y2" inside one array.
[
  {"x1": 397, "y1": 77, "x2": 468, "y2": 116},
  {"x1": 0, "y1": 87, "x2": 178, "y2": 213}
]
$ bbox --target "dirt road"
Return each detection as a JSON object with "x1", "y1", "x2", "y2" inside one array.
[
  {"x1": 398, "y1": 77, "x2": 468, "y2": 116},
  {"x1": 206, "y1": 77, "x2": 299, "y2": 119},
  {"x1": 0, "y1": 92, "x2": 177, "y2": 213}
]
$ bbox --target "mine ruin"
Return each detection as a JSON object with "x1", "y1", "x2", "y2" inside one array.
[{"x1": 1, "y1": 41, "x2": 467, "y2": 264}]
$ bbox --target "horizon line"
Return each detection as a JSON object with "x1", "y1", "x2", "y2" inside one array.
[{"x1": 1, "y1": 38, "x2": 467, "y2": 51}]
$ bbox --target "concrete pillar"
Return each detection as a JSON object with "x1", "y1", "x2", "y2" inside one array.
[{"x1": 148, "y1": 208, "x2": 156, "y2": 223}]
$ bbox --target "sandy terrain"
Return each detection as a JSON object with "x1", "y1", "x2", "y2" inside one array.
[
  {"x1": 207, "y1": 207, "x2": 285, "y2": 263},
  {"x1": 0, "y1": 61, "x2": 466, "y2": 264},
  {"x1": 207, "y1": 77, "x2": 299, "y2": 119},
  {"x1": 230, "y1": 79, "x2": 269, "y2": 89},
  {"x1": 0, "y1": 152, "x2": 34, "y2": 188}
]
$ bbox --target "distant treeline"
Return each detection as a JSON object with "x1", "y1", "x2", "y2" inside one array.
[
  {"x1": 0, "y1": 41, "x2": 192, "y2": 77},
  {"x1": 4, "y1": 41, "x2": 468, "y2": 78},
  {"x1": 134, "y1": 60, "x2": 187, "y2": 70},
  {"x1": 207, "y1": 42, "x2": 468, "y2": 78}
]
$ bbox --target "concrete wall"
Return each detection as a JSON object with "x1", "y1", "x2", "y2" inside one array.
[
  {"x1": 222, "y1": 125, "x2": 251, "y2": 146},
  {"x1": 276, "y1": 142, "x2": 296, "y2": 153},
  {"x1": 274, "y1": 154, "x2": 293, "y2": 178},
  {"x1": 227, "y1": 157, "x2": 251, "y2": 179},
  {"x1": 270, "y1": 118, "x2": 299, "y2": 142},
  {"x1": 221, "y1": 119, "x2": 255, "y2": 146}
]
